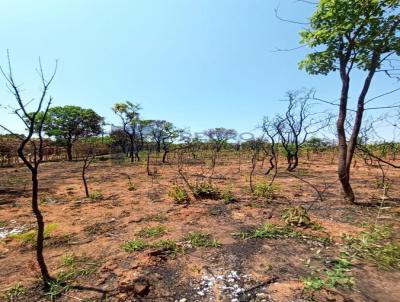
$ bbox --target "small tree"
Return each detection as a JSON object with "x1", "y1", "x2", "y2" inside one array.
[
  {"x1": 112, "y1": 101, "x2": 143, "y2": 162},
  {"x1": 299, "y1": 0, "x2": 400, "y2": 203},
  {"x1": 38, "y1": 105, "x2": 103, "y2": 161},
  {"x1": 0, "y1": 53, "x2": 57, "y2": 287},
  {"x1": 203, "y1": 127, "x2": 237, "y2": 168}
]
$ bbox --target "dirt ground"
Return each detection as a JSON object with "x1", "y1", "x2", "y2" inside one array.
[{"x1": 0, "y1": 151, "x2": 399, "y2": 301}]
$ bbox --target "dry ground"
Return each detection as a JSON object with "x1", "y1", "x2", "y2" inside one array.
[{"x1": 0, "y1": 151, "x2": 399, "y2": 301}]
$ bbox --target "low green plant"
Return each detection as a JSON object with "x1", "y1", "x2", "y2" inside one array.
[
  {"x1": 121, "y1": 239, "x2": 147, "y2": 252},
  {"x1": 2, "y1": 283, "x2": 26, "y2": 301},
  {"x1": 192, "y1": 182, "x2": 220, "y2": 199},
  {"x1": 168, "y1": 184, "x2": 190, "y2": 204},
  {"x1": 137, "y1": 225, "x2": 167, "y2": 238},
  {"x1": 222, "y1": 188, "x2": 236, "y2": 204},
  {"x1": 143, "y1": 213, "x2": 167, "y2": 222},
  {"x1": 89, "y1": 190, "x2": 103, "y2": 200},
  {"x1": 282, "y1": 206, "x2": 312, "y2": 227},
  {"x1": 185, "y1": 232, "x2": 221, "y2": 248},
  {"x1": 343, "y1": 224, "x2": 400, "y2": 268},
  {"x1": 10, "y1": 223, "x2": 58, "y2": 244},
  {"x1": 303, "y1": 252, "x2": 354, "y2": 291},
  {"x1": 253, "y1": 182, "x2": 279, "y2": 199}
]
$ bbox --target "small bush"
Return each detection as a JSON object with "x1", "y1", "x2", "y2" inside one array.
[
  {"x1": 253, "y1": 182, "x2": 279, "y2": 199},
  {"x1": 282, "y1": 206, "x2": 311, "y2": 227},
  {"x1": 168, "y1": 185, "x2": 189, "y2": 204},
  {"x1": 185, "y1": 232, "x2": 220, "y2": 248},
  {"x1": 192, "y1": 182, "x2": 220, "y2": 199}
]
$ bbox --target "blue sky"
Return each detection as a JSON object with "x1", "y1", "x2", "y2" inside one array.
[{"x1": 0, "y1": 0, "x2": 399, "y2": 138}]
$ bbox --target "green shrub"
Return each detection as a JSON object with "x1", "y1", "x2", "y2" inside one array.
[
  {"x1": 168, "y1": 185, "x2": 189, "y2": 204},
  {"x1": 192, "y1": 182, "x2": 220, "y2": 199},
  {"x1": 253, "y1": 182, "x2": 279, "y2": 199}
]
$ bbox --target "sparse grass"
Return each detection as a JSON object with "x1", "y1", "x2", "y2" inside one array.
[
  {"x1": 253, "y1": 182, "x2": 279, "y2": 199},
  {"x1": 137, "y1": 225, "x2": 167, "y2": 238},
  {"x1": 89, "y1": 190, "x2": 103, "y2": 200},
  {"x1": 2, "y1": 283, "x2": 26, "y2": 301},
  {"x1": 46, "y1": 255, "x2": 100, "y2": 299},
  {"x1": 143, "y1": 213, "x2": 167, "y2": 222},
  {"x1": 10, "y1": 223, "x2": 58, "y2": 244},
  {"x1": 192, "y1": 182, "x2": 220, "y2": 199},
  {"x1": 343, "y1": 224, "x2": 400, "y2": 268},
  {"x1": 233, "y1": 223, "x2": 331, "y2": 244},
  {"x1": 0, "y1": 220, "x2": 7, "y2": 227},
  {"x1": 168, "y1": 184, "x2": 190, "y2": 204},
  {"x1": 152, "y1": 239, "x2": 183, "y2": 255},
  {"x1": 185, "y1": 232, "x2": 221, "y2": 248},
  {"x1": 121, "y1": 239, "x2": 147, "y2": 252}
]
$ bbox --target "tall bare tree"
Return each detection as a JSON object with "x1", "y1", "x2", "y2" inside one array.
[{"x1": 0, "y1": 52, "x2": 57, "y2": 287}]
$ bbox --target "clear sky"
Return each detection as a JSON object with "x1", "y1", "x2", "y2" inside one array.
[{"x1": 0, "y1": 0, "x2": 398, "y2": 138}]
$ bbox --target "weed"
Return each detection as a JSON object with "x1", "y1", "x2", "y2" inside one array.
[
  {"x1": 10, "y1": 223, "x2": 58, "y2": 244},
  {"x1": 185, "y1": 232, "x2": 221, "y2": 248},
  {"x1": 303, "y1": 252, "x2": 354, "y2": 291},
  {"x1": 89, "y1": 190, "x2": 103, "y2": 200},
  {"x1": 2, "y1": 283, "x2": 26, "y2": 301},
  {"x1": 152, "y1": 239, "x2": 183, "y2": 255},
  {"x1": 168, "y1": 184, "x2": 190, "y2": 204},
  {"x1": 343, "y1": 224, "x2": 400, "y2": 268},
  {"x1": 121, "y1": 239, "x2": 147, "y2": 252},
  {"x1": 192, "y1": 182, "x2": 220, "y2": 199},
  {"x1": 253, "y1": 182, "x2": 279, "y2": 199},
  {"x1": 137, "y1": 225, "x2": 167, "y2": 238},
  {"x1": 222, "y1": 188, "x2": 236, "y2": 204},
  {"x1": 282, "y1": 206, "x2": 311, "y2": 227}
]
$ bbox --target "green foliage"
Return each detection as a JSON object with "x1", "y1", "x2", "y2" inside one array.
[
  {"x1": 299, "y1": 0, "x2": 400, "y2": 75},
  {"x1": 303, "y1": 252, "x2": 354, "y2": 291},
  {"x1": 137, "y1": 225, "x2": 167, "y2": 238},
  {"x1": 343, "y1": 224, "x2": 400, "y2": 268},
  {"x1": 10, "y1": 223, "x2": 58, "y2": 244},
  {"x1": 2, "y1": 283, "x2": 26, "y2": 301},
  {"x1": 152, "y1": 239, "x2": 183, "y2": 255},
  {"x1": 222, "y1": 188, "x2": 236, "y2": 204},
  {"x1": 282, "y1": 206, "x2": 312, "y2": 227},
  {"x1": 37, "y1": 105, "x2": 103, "y2": 147},
  {"x1": 253, "y1": 182, "x2": 279, "y2": 199},
  {"x1": 185, "y1": 232, "x2": 221, "y2": 248},
  {"x1": 168, "y1": 184, "x2": 190, "y2": 204},
  {"x1": 192, "y1": 182, "x2": 221, "y2": 199},
  {"x1": 121, "y1": 239, "x2": 147, "y2": 252},
  {"x1": 89, "y1": 190, "x2": 103, "y2": 201}
]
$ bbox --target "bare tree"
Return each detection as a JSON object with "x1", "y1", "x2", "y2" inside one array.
[
  {"x1": 274, "y1": 90, "x2": 330, "y2": 171},
  {"x1": 0, "y1": 52, "x2": 57, "y2": 287}
]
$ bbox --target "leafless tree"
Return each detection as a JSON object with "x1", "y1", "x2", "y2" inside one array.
[
  {"x1": 0, "y1": 52, "x2": 57, "y2": 287},
  {"x1": 274, "y1": 90, "x2": 331, "y2": 171}
]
